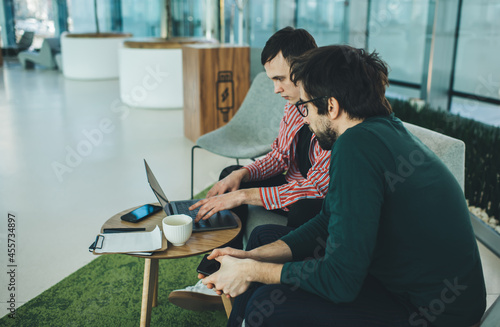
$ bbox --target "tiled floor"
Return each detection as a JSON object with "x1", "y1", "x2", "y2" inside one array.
[
  {"x1": 0, "y1": 62, "x2": 498, "y2": 314},
  {"x1": 0, "y1": 62, "x2": 248, "y2": 308}
]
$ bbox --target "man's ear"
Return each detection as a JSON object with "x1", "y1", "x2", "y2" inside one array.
[{"x1": 327, "y1": 97, "x2": 340, "y2": 120}]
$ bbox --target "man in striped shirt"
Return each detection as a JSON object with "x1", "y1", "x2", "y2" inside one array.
[
  {"x1": 190, "y1": 27, "x2": 331, "y2": 230},
  {"x1": 169, "y1": 27, "x2": 332, "y2": 311}
]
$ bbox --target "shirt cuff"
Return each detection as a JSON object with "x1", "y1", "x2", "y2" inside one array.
[{"x1": 260, "y1": 186, "x2": 283, "y2": 210}]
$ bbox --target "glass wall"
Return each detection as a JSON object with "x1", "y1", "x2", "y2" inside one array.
[
  {"x1": 1, "y1": 0, "x2": 499, "y2": 126},
  {"x1": 246, "y1": 0, "x2": 347, "y2": 48},
  {"x1": 453, "y1": 0, "x2": 500, "y2": 101},
  {"x1": 68, "y1": 1, "x2": 113, "y2": 33},
  {"x1": 12, "y1": 0, "x2": 55, "y2": 48},
  {"x1": 171, "y1": 0, "x2": 204, "y2": 37},
  {"x1": 296, "y1": 0, "x2": 347, "y2": 46},
  {"x1": 449, "y1": 0, "x2": 500, "y2": 126},
  {"x1": 451, "y1": 96, "x2": 500, "y2": 127},
  {"x1": 367, "y1": 0, "x2": 430, "y2": 85},
  {"x1": 121, "y1": 0, "x2": 162, "y2": 37}
]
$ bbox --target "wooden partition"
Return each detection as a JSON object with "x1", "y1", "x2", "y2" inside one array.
[{"x1": 182, "y1": 44, "x2": 250, "y2": 142}]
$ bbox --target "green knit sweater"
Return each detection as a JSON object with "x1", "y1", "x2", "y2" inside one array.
[{"x1": 280, "y1": 114, "x2": 486, "y2": 327}]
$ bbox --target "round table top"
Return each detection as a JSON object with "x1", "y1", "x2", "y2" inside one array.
[
  {"x1": 123, "y1": 37, "x2": 218, "y2": 49},
  {"x1": 99, "y1": 203, "x2": 242, "y2": 259}
]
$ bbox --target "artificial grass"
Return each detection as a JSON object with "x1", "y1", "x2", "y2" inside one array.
[{"x1": 0, "y1": 185, "x2": 226, "y2": 327}]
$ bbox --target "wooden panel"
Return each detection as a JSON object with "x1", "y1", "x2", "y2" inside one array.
[
  {"x1": 183, "y1": 45, "x2": 250, "y2": 142},
  {"x1": 183, "y1": 47, "x2": 202, "y2": 141}
]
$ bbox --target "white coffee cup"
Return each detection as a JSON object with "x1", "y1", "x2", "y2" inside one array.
[{"x1": 162, "y1": 215, "x2": 193, "y2": 246}]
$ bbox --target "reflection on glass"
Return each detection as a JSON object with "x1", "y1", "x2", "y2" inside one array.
[
  {"x1": 386, "y1": 84, "x2": 420, "y2": 101},
  {"x1": 451, "y1": 96, "x2": 500, "y2": 127},
  {"x1": 171, "y1": 0, "x2": 204, "y2": 37},
  {"x1": 453, "y1": 0, "x2": 500, "y2": 101},
  {"x1": 367, "y1": 0, "x2": 429, "y2": 84},
  {"x1": 68, "y1": 1, "x2": 113, "y2": 33},
  {"x1": 296, "y1": 0, "x2": 346, "y2": 46},
  {"x1": 121, "y1": 0, "x2": 162, "y2": 37},
  {"x1": 13, "y1": 0, "x2": 55, "y2": 48}
]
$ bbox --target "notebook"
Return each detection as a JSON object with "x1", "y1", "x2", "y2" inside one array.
[{"x1": 144, "y1": 159, "x2": 238, "y2": 232}]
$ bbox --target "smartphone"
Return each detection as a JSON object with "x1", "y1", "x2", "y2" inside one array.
[
  {"x1": 196, "y1": 254, "x2": 221, "y2": 276},
  {"x1": 120, "y1": 204, "x2": 162, "y2": 223}
]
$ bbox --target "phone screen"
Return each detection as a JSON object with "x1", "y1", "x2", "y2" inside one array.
[
  {"x1": 121, "y1": 204, "x2": 161, "y2": 223},
  {"x1": 196, "y1": 254, "x2": 221, "y2": 276}
]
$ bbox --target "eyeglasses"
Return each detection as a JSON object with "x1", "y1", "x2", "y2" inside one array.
[{"x1": 295, "y1": 96, "x2": 329, "y2": 117}]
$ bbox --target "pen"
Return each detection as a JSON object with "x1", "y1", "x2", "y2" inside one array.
[{"x1": 102, "y1": 228, "x2": 146, "y2": 233}]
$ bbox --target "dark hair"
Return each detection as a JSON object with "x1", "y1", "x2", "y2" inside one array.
[
  {"x1": 261, "y1": 27, "x2": 317, "y2": 65},
  {"x1": 290, "y1": 45, "x2": 392, "y2": 120}
]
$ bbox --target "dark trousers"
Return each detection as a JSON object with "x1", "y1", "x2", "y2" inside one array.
[
  {"x1": 228, "y1": 225, "x2": 428, "y2": 327},
  {"x1": 220, "y1": 165, "x2": 323, "y2": 249}
]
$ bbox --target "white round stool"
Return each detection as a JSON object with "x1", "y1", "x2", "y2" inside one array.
[
  {"x1": 61, "y1": 32, "x2": 132, "y2": 80},
  {"x1": 119, "y1": 38, "x2": 218, "y2": 109},
  {"x1": 119, "y1": 40, "x2": 183, "y2": 109}
]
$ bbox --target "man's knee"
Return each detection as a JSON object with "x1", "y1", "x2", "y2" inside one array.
[
  {"x1": 287, "y1": 198, "x2": 323, "y2": 228},
  {"x1": 246, "y1": 225, "x2": 289, "y2": 251},
  {"x1": 244, "y1": 285, "x2": 288, "y2": 327}
]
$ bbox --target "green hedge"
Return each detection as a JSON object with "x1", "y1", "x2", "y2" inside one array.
[{"x1": 389, "y1": 98, "x2": 500, "y2": 221}]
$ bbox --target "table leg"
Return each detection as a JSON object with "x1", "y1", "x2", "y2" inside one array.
[
  {"x1": 140, "y1": 258, "x2": 159, "y2": 327},
  {"x1": 152, "y1": 262, "x2": 159, "y2": 307},
  {"x1": 221, "y1": 295, "x2": 233, "y2": 318}
]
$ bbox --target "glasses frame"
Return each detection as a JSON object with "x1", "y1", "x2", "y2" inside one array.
[{"x1": 295, "y1": 96, "x2": 329, "y2": 117}]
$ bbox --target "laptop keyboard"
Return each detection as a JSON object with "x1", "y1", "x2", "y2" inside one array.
[
  {"x1": 173, "y1": 202, "x2": 212, "y2": 228},
  {"x1": 174, "y1": 201, "x2": 198, "y2": 218}
]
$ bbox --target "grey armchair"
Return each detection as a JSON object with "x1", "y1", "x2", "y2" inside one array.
[
  {"x1": 17, "y1": 31, "x2": 34, "y2": 51},
  {"x1": 18, "y1": 37, "x2": 60, "y2": 69},
  {"x1": 191, "y1": 72, "x2": 287, "y2": 198}
]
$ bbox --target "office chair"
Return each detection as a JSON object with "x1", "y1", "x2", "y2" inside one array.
[{"x1": 191, "y1": 71, "x2": 287, "y2": 198}]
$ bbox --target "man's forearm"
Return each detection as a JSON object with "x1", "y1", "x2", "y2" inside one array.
[
  {"x1": 240, "y1": 188, "x2": 264, "y2": 206},
  {"x1": 245, "y1": 240, "x2": 294, "y2": 285},
  {"x1": 248, "y1": 240, "x2": 293, "y2": 263},
  {"x1": 231, "y1": 167, "x2": 250, "y2": 183},
  {"x1": 248, "y1": 261, "x2": 283, "y2": 285}
]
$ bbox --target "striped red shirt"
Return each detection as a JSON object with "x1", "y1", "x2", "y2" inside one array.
[{"x1": 244, "y1": 102, "x2": 331, "y2": 211}]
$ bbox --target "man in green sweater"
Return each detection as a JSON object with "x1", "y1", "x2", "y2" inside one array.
[{"x1": 200, "y1": 45, "x2": 486, "y2": 327}]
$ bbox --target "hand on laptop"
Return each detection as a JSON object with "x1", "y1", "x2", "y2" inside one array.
[
  {"x1": 206, "y1": 169, "x2": 249, "y2": 198},
  {"x1": 190, "y1": 188, "x2": 263, "y2": 222},
  {"x1": 190, "y1": 191, "x2": 245, "y2": 222}
]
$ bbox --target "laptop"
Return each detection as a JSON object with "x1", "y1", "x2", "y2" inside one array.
[{"x1": 144, "y1": 159, "x2": 238, "y2": 232}]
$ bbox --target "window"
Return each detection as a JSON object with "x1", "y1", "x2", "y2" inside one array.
[
  {"x1": 453, "y1": 0, "x2": 500, "y2": 102},
  {"x1": 367, "y1": 0, "x2": 430, "y2": 85},
  {"x1": 13, "y1": 0, "x2": 55, "y2": 48},
  {"x1": 121, "y1": 0, "x2": 162, "y2": 37},
  {"x1": 68, "y1": 1, "x2": 113, "y2": 33},
  {"x1": 296, "y1": 0, "x2": 347, "y2": 46}
]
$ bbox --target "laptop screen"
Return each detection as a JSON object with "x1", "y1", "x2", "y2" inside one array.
[{"x1": 144, "y1": 160, "x2": 170, "y2": 213}]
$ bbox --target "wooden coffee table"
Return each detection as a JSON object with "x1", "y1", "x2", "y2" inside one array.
[{"x1": 96, "y1": 203, "x2": 241, "y2": 327}]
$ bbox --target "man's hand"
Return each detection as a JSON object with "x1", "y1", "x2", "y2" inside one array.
[
  {"x1": 198, "y1": 247, "x2": 250, "y2": 291},
  {"x1": 190, "y1": 191, "x2": 245, "y2": 221},
  {"x1": 198, "y1": 245, "x2": 286, "y2": 297},
  {"x1": 206, "y1": 169, "x2": 250, "y2": 198},
  {"x1": 209, "y1": 246, "x2": 251, "y2": 260},
  {"x1": 189, "y1": 188, "x2": 263, "y2": 222},
  {"x1": 202, "y1": 256, "x2": 254, "y2": 298}
]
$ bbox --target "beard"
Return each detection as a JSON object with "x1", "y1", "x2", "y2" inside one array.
[{"x1": 309, "y1": 123, "x2": 338, "y2": 151}]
